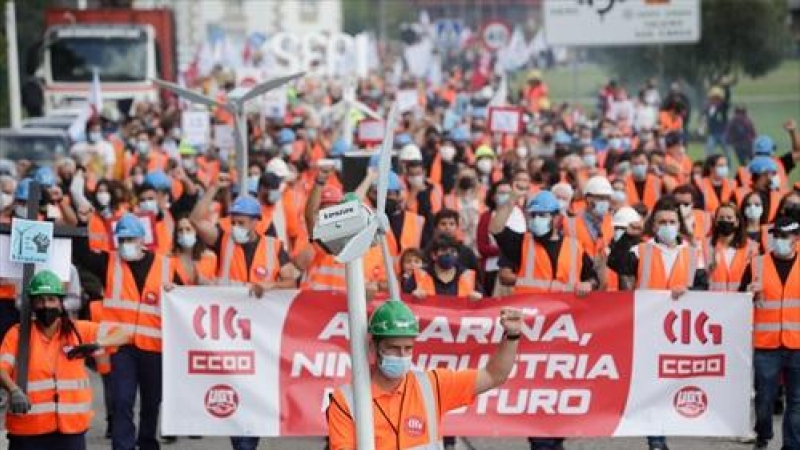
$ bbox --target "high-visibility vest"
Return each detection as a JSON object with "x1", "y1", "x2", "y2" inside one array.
[
  {"x1": 337, "y1": 371, "x2": 443, "y2": 450},
  {"x1": 385, "y1": 212, "x2": 426, "y2": 256},
  {"x1": 706, "y1": 239, "x2": 758, "y2": 291},
  {"x1": 102, "y1": 253, "x2": 171, "y2": 353},
  {"x1": 665, "y1": 153, "x2": 692, "y2": 185},
  {"x1": 259, "y1": 200, "x2": 289, "y2": 249},
  {"x1": 1, "y1": 321, "x2": 97, "y2": 435},
  {"x1": 687, "y1": 209, "x2": 712, "y2": 241},
  {"x1": 624, "y1": 174, "x2": 661, "y2": 210},
  {"x1": 146, "y1": 150, "x2": 169, "y2": 173},
  {"x1": 153, "y1": 213, "x2": 175, "y2": 255},
  {"x1": 172, "y1": 252, "x2": 218, "y2": 286},
  {"x1": 515, "y1": 234, "x2": 584, "y2": 294},
  {"x1": 414, "y1": 268, "x2": 476, "y2": 297},
  {"x1": 443, "y1": 191, "x2": 487, "y2": 215},
  {"x1": 635, "y1": 241, "x2": 698, "y2": 290},
  {"x1": 751, "y1": 253, "x2": 800, "y2": 349},
  {"x1": 700, "y1": 177, "x2": 735, "y2": 213},
  {"x1": 88, "y1": 212, "x2": 121, "y2": 252},
  {"x1": 563, "y1": 214, "x2": 613, "y2": 258},
  {"x1": 0, "y1": 280, "x2": 17, "y2": 302},
  {"x1": 88, "y1": 301, "x2": 112, "y2": 375},
  {"x1": 429, "y1": 154, "x2": 443, "y2": 185},
  {"x1": 734, "y1": 189, "x2": 784, "y2": 224},
  {"x1": 406, "y1": 182, "x2": 444, "y2": 216},
  {"x1": 303, "y1": 253, "x2": 347, "y2": 291},
  {"x1": 217, "y1": 233, "x2": 282, "y2": 284}
]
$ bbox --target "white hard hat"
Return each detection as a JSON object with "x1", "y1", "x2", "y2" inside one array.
[
  {"x1": 584, "y1": 176, "x2": 614, "y2": 197},
  {"x1": 399, "y1": 144, "x2": 423, "y2": 162},
  {"x1": 613, "y1": 206, "x2": 642, "y2": 228},
  {"x1": 266, "y1": 157, "x2": 290, "y2": 178}
]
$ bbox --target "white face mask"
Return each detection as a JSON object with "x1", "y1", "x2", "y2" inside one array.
[
  {"x1": 679, "y1": 203, "x2": 693, "y2": 219},
  {"x1": 119, "y1": 242, "x2": 141, "y2": 261},
  {"x1": 0, "y1": 193, "x2": 13, "y2": 209},
  {"x1": 139, "y1": 199, "x2": 158, "y2": 214},
  {"x1": 745, "y1": 204, "x2": 763, "y2": 221},
  {"x1": 612, "y1": 190, "x2": 626, "y2": 204},
  {"x1": 97, "y1": 192, "x2": 111, "y2": 207},
  {"x1": 267, "y1": 190, "x2": 282, "y2": 204},
  {"x1": 14, "y1": 204, "x2": 27, "y2": 218},
  {"x1": 773, "y1": 237, "x2": 794, "y2": 257},
  {"x1": 182, "y1": 158, "x2": 196, "y2": 172},
  {"x1": 407, "y1": 175, "x2": 426, "y2": 189},
  {"x1": 177, "y1": 232, "x2": 196, "y2": 249},
  {"x1": 770, "y1": 174, "x2": 781, "y2": 190},
  {"x1": 440, "y1": 145, "x2": 456, "y2": 162},
  {"x1": 476, "y1": 159, "x2": 493, "y2": 174},
  {"x1": 583, "y1": 154, "x2": 597, "y2": 167},
  {"x1": 516, "y1": 146, "x2": 528, "y2": 159},
  {"x1": 495, "y1": 193, "x2": 511, "y2": 206},
  {"x1": 232, "y1": 225, "x2": 250, "y2": 244}
]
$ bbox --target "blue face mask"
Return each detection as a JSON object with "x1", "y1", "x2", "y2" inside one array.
[
  {"x1": 632, "y1": 164, "x2": 648, "y2": 180},
  {"x1": 529, "y1": 216, "x2": 551, "y2": 237},
  {"x1": 773, "y1": 238, "x2": 794, "y2": 257},
  {"x1": 715, "y1": 166, "x2": 729, "y2": 178},
  {"x1": 436, "y1": 253, "x2": 457, "y2": 270},
  {"x1": 379, "y1": 353, "x2": 412, "y2": 379},
  {"x1": 593, "y1": 200, "x2": 610, "y2": 217},
  {"x1": 657, "y1": 224, "x2": 679, "y2": 244}
]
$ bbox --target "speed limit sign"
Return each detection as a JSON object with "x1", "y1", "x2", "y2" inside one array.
[{"x1": 481, "y1": 20, "x2": 511, "y2": 51}]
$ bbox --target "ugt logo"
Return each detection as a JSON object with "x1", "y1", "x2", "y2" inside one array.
[
  {"x1": 193, "y1": 305, "x2": 251, "y2": 341},
  {"x1": 663, "y1": 310, "x2": 722, "y2": 345}
]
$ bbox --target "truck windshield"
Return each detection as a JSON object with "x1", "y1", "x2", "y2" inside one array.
[
  {"x1": 0, "y1": 135, "x2": 69, "y2": 164},
  {"x1": 49, "y1": 36, "x2": 147, "y2": 82}
]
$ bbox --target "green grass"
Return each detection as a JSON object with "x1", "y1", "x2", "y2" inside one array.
[{"x1": 534, "y1": 60, "x2": 800, "y2": 183}]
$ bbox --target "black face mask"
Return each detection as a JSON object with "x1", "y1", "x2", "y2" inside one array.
[
  {"x1": 34, "y1": 307, "x2": 61, "y2": 327},
  {"x1": 458, "y1": 177, "x2": 475, "y2": 191},
  {"x1": 716, "y1": 220, "x2": 737, "y2": 236},
  {"x1": 384, "y1": 198, "x2": 399, "y2": 215},
  {"x1": 786, "y1": 205, "x2": 800, "y2": 223}
]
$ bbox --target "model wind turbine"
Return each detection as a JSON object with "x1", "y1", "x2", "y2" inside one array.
[
  {"x1": 151, "y1": 73, "x2": 304, "y2": 192},
  {"x1": 329, "y1": 77, "x2": 382, "y2": 147},
  {"x1": 311, "y1": 103, "x2": 399, "y2": 450}
]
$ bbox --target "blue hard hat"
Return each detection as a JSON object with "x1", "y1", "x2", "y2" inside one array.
[
  {"x1": 143, "y1": 171, "x2": 171, "y2": 191},
  {"x1": 527, "y1": 191, "x2": 560, "y2": 214},
  {"x1": 448, "y1": 127, "x2": 469, "y2": 143},
  {"x1": 387, "y1": 171, "x2": 401, "y2": 192},
  {"x1": 278, "y1": 128, "x2": 296, "y2": 145},
  {"x1": 14, "y1": 178, "x2": 31, "y2": 201},
  {"x1": 395, "y1": 133, "x2": 412, "y2": 147},
  {"x1": 749, "y1": 156, "x2": 778, "y2": 175},
  {"x1": 230, "y1": 196, "x2": 262, "y2": 219},
  {"x1": 753, "y1": 135, "x2": 775, "y2": 156},
  {"x1": 33, "y1": 167, "x2": 55, "y2": 187},
  {"x1": 115, "y1": 213, "x2": 146, "y2": 239},
  {"x1": 330, "y1": 138, "x2": 349, "y2": 157}
]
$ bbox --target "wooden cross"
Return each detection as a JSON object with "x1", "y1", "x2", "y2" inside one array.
[{"x1": 0, "y1": 181, "x2": 86, "y2": 392}]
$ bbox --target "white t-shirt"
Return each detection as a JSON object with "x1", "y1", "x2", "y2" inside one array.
[{"x1": 631, "y1": 239, "x2": 705, "y2": 276}]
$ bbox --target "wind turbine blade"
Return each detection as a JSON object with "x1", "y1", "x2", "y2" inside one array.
[
  {"x1": 151, "y1": 78, "x2": 220, "y2": 110},
  {"x1": 376, "y1": 103, "x2": 398, "y2": 215},
  {"x1": 239, "y1": 72, "x2": 305, "y2": 103},
  {"x1": 377, "y1": 233, "x2": 402, "y2": 301},
  {"x1": 336, "y1": 222, "x2": 378, "y2": 263}
]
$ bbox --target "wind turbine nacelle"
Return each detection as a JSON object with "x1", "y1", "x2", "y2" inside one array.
[{"x1": 313, "y1": 202, "x2": 374, "y2": 256}]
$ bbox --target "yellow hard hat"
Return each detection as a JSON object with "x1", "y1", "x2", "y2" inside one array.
[{"x1": 527, "y1": 69, "x2": 542, "y2": 81}]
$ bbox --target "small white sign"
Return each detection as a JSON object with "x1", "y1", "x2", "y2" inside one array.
[
  {"x1": 182, "y1": 111, "x2": 211, "y2": 147},
  {"x1": 357, "y1": 120, "x2": 385, "y2": 144},
  {"x1": 488, "y1": 107, "x2": 522, "y2": 135},
  {"x1": 0, "y1": 236, "x2": 72, "y2": 281},
  {"x1": 214, "y1": 125, "x2": 236, "y2": 150},
  {"x1": 9, "y1": 219, "x2": 53, "y2": 264},
  {"x1": 262, "y1": 86, "x2": 288, "y2": 119},
  {"x1": 543, "y1": 0, "x2": 701, "y2": 46},
  {"x1": 396, "y1": 89, "x2": 419, "y2": 113}
]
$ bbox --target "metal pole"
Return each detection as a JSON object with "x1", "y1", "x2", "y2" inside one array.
[
  {"x1": 572, "y1": 48, "x2": 579, "y2": 105},
  {"x1": 344, "y1": 257, "x2": 375, "y2": 450},
  {"x1": 15, "y1": 181, "x2": 41, "y2": 392},
  {"x1": 6, "y1": 1, "x2": 22, "y2": 129},
  {"x1": 235, "y1": 110, "x2": 249, "y2": 196}
]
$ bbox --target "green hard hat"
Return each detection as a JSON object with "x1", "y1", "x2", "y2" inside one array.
[
  {"x1": 369, "y1": 301, "x2": 419, "y2": 338},
  {"x1": 28, "y1": 270, "x2": 65, "y2": 297}
]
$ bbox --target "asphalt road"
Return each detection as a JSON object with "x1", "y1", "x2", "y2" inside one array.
[{"x1": 0, "y1": 372, "x2": 776, "y2": 450}]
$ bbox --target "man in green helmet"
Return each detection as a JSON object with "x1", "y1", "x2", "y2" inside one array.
[
  {"x1": 0, "y1": 269, "x2": 129, "y2": 450},
  {"x1": 327, "y1": 300, "x2": 523, "y2": 450}
]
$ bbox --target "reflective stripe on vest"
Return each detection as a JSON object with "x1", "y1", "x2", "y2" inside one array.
[
  {"x1": 516, "y1": 236, "x2": 578, "y2": 292},
  {"x1": 219, "y1": 235, "x2": 277, "y2": 285},
  {"x1": 28, "y1": 378, "x2": 92, "y2": 392},
  {"x1": 707, "y1": 240, "x2": 756, "y2": 292},
  {"x1": 306, "y1": 263, "x2": 347, "y2": 291},
  {"x1": 1, "y1": 352, "x2": 15, "y2": 367},
  {"x1": 272, "y1": 199, "x2": 288, "y2": 248},
  {"x1": 752, "y1": 254, "x2": 800, "y2": 349},
  {"x1": 340, "y1": 371, "x2": 443, "y2": 450},
  {"x1": 27, "y1": 402, "x2": 93, "y2": 415},
  {"x1": 637, "y1": 242, "x2": 697, "y2": 289}
]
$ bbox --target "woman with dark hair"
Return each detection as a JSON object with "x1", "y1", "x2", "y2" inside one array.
[
  {"x1": 740, "y1": 191, "x2": 770, "y2": 252},
  {"x1": 476, "y1": 180, "x2": 512, "y2": 295},
  {"x1": 698, "y1": 154, "x2": 735, "y2": 213},
  {"x1": 775, "y1": 191, "x2": 800, "y2": 225},
  {"x1": 706, "y1": 202, "x2": 759, "y2": 292},
  {"x1": 87, "y1": 179, "x2": 127, "y2": 252},
  {"x1": 170, "y1": 216, "x2": 217, "y2": 286}
]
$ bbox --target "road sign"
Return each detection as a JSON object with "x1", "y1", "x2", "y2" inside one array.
[
  {"x1": 9, "y1": 218, "x2": 53, "y2": 264},
  {"x1": 435, "y1": 19, "x2": 463, "y2": 49},
  {"x1": 481, "y1": 20, "x2": 511, "y2": 51},
  {"x1": 543, "y1": 0, "x2": 701, "y2": 46}
]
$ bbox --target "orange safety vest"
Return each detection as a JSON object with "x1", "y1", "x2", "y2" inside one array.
[
  {"x1": 88, "y1": 212, "x2": 120, "y2": 252},
  {"x1": 153, "y1": 213, "x2": 175, "y2": 255},
  {"x1": 515, "y1": 234, "x2": 584, "y2": 294},
  {"x1": 624, "y1": 174, "x2": 661, "y2": 210},
  {"x1": 406, "y1": 182, "x2": 444, "y2": 216},
  {"x1": 217, "y1": 233, "x2": 282, "y2": 284},
  {"x1": 751, "y1": 253, "x2": 800, "y2": 349},
  {"x1": 665, "y1": 153, "x2": 693, "y2": 185},
  {"x1": 686, "y1": 209, "x2": 712, "y2": 241},
  {"x1": 414, "y1": 268, "x2": 476, "y2": 297},
  {"x1": 563, "y1": 214, "x2": 613, "y2": 258},
  {"x1": 146, "y1": 150, "x2": 169, "y2": 173},
  {"x1": 700, "y1": 178, "x2": 735, "y2": 213},
  {"x1": 303, "y1": 252, "x2": 347, "y2": 291},
  {"x1": 0, "y1": 280, "x2": 16, "y2": 302},
  {"x1": 385, "y1": 212, "x2": 426, "y2": 256},
  {"x1": 88, "y1": 301, "x2": 112, "y2": 375},
  {"x1": 1, "y1": 322, "x2": 97, "y2": 435},
  {"x1": 706, "y1": 239, "x2": 758, "y2": 292},
  {"x1": 172, "y1": 252, "x2": 218, "y2": 286},
  {"x1": 635, "y1": 241, "x2": 698, "y2": 290},
  {"x1": 443, "y1": 191, "x2": 487, "y2": 214},
  {"x1": 102, "y1": 253, "x2": 171, "y2": 353}
]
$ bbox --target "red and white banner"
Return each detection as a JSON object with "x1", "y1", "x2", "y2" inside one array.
[{"x1": 162, "y1": 288, "x2": 752, "y2": 437}]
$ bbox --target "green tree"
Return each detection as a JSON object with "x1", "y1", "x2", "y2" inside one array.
[
  {"x1": 342, "y1": 0, "x2": 414, "y2": 40},
  {"x1": 593, "y1": 0, "x2": 791, "y2": 89}
]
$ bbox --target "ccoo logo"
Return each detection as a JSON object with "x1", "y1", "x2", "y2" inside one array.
[
  {"x1": 204, "y1": 384, "x2": 240, "y2": 418},
  {"x1": 673, "y1": 386, "x2": 708, "y2": 418}
]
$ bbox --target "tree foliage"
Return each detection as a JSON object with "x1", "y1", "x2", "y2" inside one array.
[
  {"x1": 593, "y1": 0, "x2": 791, "y2": 89},
  {"x1": 342, "y1": 0, "x2": 414, "y2": 40}
]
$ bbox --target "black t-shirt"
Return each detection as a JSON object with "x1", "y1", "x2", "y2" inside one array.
[
  {"x1": 739, "y1": 254, "x2": 797, "y2": 292},
  {"x1": 494, "y1": 228, "x2": 597, "y2": 283}
]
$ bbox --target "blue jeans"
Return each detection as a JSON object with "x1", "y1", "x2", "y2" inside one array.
[
  {"x1": 110, "y1": 346, "x2": 162, "y2": 450},
  {"x1": 754, "y1": 348, "x2": 800, "y2": 447},
  {"x1": 705, "y1": 132, "x2": 731, "y2": 161},
  {"x1": 230, "y1": 436, "x2": 259, "y2": 450},
  {"x1": 8, "y1": 432, "x2": 86, "y2": 450}
]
